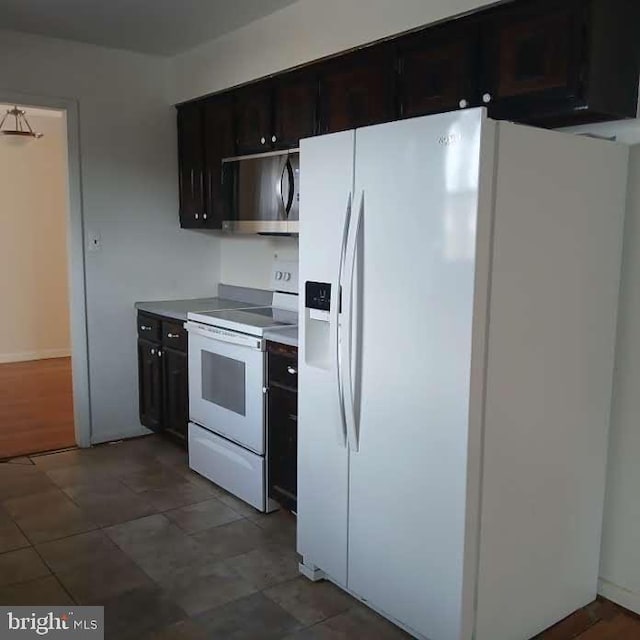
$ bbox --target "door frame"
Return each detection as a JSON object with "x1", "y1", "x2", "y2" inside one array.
[{"x1": 0, "y1": 91, "x2": 91, "y2": 448}]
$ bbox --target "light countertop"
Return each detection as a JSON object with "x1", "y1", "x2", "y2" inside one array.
[{"x1": 135, "y1": 297, "x2": 259, "y2": 322}]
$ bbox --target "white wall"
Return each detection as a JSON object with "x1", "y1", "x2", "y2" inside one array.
[
  {"x1": 0, "y1": 30, "x2": 221, "y2": 444},
  {"x1": 598, "y1": 144, "x2": 640, "y2": 614},
  {"x1": 219, "y1": 236, "x2": 298, "y2": 289},
  {"x1": 0, "y1": 111, "x2": 71, "y2": 363},
  {"x1": 171, "y1": 0, "x2": 497, "y2": 103}
]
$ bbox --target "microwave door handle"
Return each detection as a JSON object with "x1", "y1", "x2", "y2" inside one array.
[
  {"x1": 279, "y1": 157, "x2": 287, "y2": 219},
  {"x1": 284, "y1": 157, "x2": 295, "y2": 216}
]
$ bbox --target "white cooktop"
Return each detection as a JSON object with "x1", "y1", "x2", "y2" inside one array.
[{"x1": 188, "y1": 305, "x2": 297, "y2": 337}]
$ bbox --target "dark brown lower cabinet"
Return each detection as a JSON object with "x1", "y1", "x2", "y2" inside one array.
[
  {"x1": 267, "y1": 341, "x2": 298, "y2": 512},
  {"x1": 137, "y1": 312, "x2": 189, "y2": 445},
  {"x1": 162, "y1": 347, "x2": 189, "y2": 441},
  {"x1": 137, "y1": 337, "x2": 163, "y2": 432}
]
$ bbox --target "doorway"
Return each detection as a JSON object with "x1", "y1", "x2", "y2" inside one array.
[{"x1": 0, "y1": 102, "x2": 86, "y2": 458}]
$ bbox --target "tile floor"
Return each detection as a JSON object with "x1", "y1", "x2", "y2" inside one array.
[
  {"x1": 1, "y1": 435, "x2": 638, "y2": 640},
  {"x1": 0, "y1": 436, "x2": 408, "y2": 639}
]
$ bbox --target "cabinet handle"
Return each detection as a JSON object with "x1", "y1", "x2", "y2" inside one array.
[
  {"x1": 482, "y1": 93, "x2": 492, "y2": 104},
  {"x1": 203, "y1": 213, "x2": 207, "y2": 220},
  {"x1": 459, "y1": 99, "x2": 468, "y2": 109},
  {"x1": 272, "y1": 135, "x2": 277, "y2": 143},
  {"x1": 151, "y1": 348, "x2": 156, "y2": 355},
  {"x1": 158, "y1": 350, "x2": 162, "y2": 358},
  {"x1": 140, "y1": 325, "x2": 152, "y2": 331},
  {"x1": 195, "y1": 213, "x2": 199, "y2": 220},
  {"x1": 287, "y1": 366, "x2": 297, "y2": 375},
  {"x1": 167, "y1": 333, "x2": 180, "y2": 339},
  {"x1": 260, "y1": 137, "x2": 266, "y2": 145}
]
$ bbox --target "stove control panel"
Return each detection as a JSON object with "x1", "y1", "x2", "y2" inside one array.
[
  {"x1": 271, "y1": 259, "x2": 299, "y2": 294},
  {"x1": 305, "y1": 281, "x2": 331, "y2": 312}
]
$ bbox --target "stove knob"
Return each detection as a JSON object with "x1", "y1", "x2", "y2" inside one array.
[
  {"x1": 275, "y1": 271, "x2": 283, "y2": 280},
  {"x1": 283, "y1": 272, "x2": 291, "y2": 281}
]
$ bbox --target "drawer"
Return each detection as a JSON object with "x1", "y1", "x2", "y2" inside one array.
[
  {"x1": 137, "y1": 313, "x2": 161, "y2": 342},
  {"x1": 268, "y1": 350, "x2": 298, "y2": 390},
  {"x1": 162, "y1": 320, "x2": 187, "y2": 352}
]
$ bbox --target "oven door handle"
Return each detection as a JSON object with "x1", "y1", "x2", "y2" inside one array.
[{"x1": 184, "y1": 322, "x2": 263, "y2": 350}]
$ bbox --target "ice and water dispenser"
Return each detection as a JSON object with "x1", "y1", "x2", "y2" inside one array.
[{"x1": 304, "y1": 281, "x2": 333, "y2": 369}]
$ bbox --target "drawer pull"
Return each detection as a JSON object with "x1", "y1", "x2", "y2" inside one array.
[
  {"x1": 287, "y1": 366, "x2": 297, "y2": 375},
  {"x1": 140, "y1": 325, "x2": 152, "y2": 331},
  {"x1": 167, "y1": 333, "x2": 181, "y2": 339}
]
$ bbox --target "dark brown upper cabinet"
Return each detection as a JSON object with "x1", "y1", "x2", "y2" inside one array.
[
  {"x1": 398, "y1": 19, "x2": 481, "y2": 119},
  {"x1": 177, "y1": 102, "x2": 205, "y2": 228},
  {"x1": 203, "y1": 95, "x2": 235, "y2": 229},
  {"x1": 273, "y1": 69, "x2": 319, "y2": 148},
  {"x1": 319, "y1": 46, "x2": 397, "y2": 134},
  {"x1": 235, "y1": 82, "x2": 273, "y2": 154},
  {"x1": 482, "y1": 0, "x2": 639, "y2": 125}
]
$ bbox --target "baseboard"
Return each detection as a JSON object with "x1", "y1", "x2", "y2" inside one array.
[
  {"x1": 598, "y1": 577, "x2": 640, "y2": 615},
  {"x1": 0, "y1": 348, "x2": 71, "y2": 364},
  {"x1": 90, "y1": 427, "x2": 152, "y2": 446}
]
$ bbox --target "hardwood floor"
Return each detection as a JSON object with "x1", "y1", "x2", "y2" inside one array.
[
  {"x1": 535, "y1": 596, "x2": 640, "y2": 639},
  {"x1": 0, "y1": 357, "x2": 75, "y2": 459}
]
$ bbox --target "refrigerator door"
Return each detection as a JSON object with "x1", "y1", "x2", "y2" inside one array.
[
  {"x1": 346, "y1": 110, "x2": 486, "y2": 640},
  {"x1": 297, "y1": 130, "x2": 354, "y2": 586}
]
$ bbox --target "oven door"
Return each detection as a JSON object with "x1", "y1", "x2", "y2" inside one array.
[{"x1": 186, "y1": 322, "x2": 265, "y2": 455}]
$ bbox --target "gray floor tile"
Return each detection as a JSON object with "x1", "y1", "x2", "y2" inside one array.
[
  {"x1": 103, "y1": 586, "x2": 185, "y2": 640},
  {"x1": 143, "y1": 619, "x2": 207, "y2": 640},
  {"x1": 0, "y1": 547, "x2": 50, "y2": 586},
  {"x1": 138, "y1": 482, "x2": 218, "y2": 512},
  {"x1": 263, "y1": 577, "x2": 354, "y2": 626},
  {"x1": 63, "y1": 481, "x2": 157, "y2": 527},
  {"x1": 36, "y1": 530, "x2": 153, "y2": 603},
  {"x1": 164, "y1": 498, "x2": 243, "y2": 534},
  {"x1": 0, "y1": 464, "x2": 55, "y2": 501},
  {"x1": 283, "y1": 604, "x2": 412, "y2": 639},
  {"x1": 0, "y1": 575, "x2": 74, "y2": 606},
  {"x1": 252, "y1": 509, "x2": 297, "y2": 548},
  {"x1": 3, "y1": 489, "x2": 97, "y2": 544},
  {"x1": 194, "y1": 592, "x2": 302, "y2": 639},
  {"x1": 120, "y1": 466, "x2": 189, "y2": 493},
  {"x1": 0, "y1": 507, "x2": 30, "y2": 553},
  {"x1": 191, "y1": 518, "x2": 273, "y2": 562},
  {"x1": 222, "y1": 543, "x2": 300, "y2": 590},
  {"x1": 216, "y1": 491, "x2": 266, "y2": 518},
  {"x1": 105, "y1": 514, "x2": 211, "y2": 582},
  {"x1": 158, "y1": 561, "x2": 257, "y2": 616}
]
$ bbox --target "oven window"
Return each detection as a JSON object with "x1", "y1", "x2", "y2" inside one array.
[{"x1": 201, "y1": 351, "x2": 246, "y2": 416}]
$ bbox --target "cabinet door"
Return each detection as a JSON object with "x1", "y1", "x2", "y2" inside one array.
[
  {"x1": 319, "y1": 46, "x2": 396, "y2": 134},
  {"x1": 235, "y1": 82, "x2": 273, "y2": 154},
  {"x1": 268, "y1": 384, "x2": 298, "y2": 512},
  {"x1": 203, "y1": 95, "x2": 235, "y2": 229},
  {"x1": 177, "y1": 103, "x2": 205, "y2": 228},
  {"x1": 482, "y1": 0, "x2": 586, "y2": 119},
  {"x1": 138, "y1": 339, "x2": 163, "y2": 432},
  {"x1": 163, "y1": 347, "x2": 189, "y2": 441},
  {"x1": 273, "y1": 69, "x2": 318, "y2": 148},
  {"x1": 398, "y1": 20, "x2": 480, "y2": 118}
]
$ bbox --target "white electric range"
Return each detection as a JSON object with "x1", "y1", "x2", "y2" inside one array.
[{"x1": 185, "y1": 261, "x2": 298, "y2": 512}]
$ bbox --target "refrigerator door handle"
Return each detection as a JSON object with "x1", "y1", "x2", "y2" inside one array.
[
  {"x1": 335, "y1": 192, "x2": 352, "y2": 447},
  {"x1": 341, "y1": 190, "x2": 363, "y2": 452}
]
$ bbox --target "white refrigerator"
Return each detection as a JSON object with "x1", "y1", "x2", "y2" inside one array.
[{"x1": 297, "y1": 108, "x2": 628, "y2": 640}]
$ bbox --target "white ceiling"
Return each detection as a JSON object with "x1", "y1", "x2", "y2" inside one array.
[{"x1": 0, "y1": 0, "x2": 298, "y2": 56}]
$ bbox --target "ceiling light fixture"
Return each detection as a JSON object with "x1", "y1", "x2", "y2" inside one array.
[{"x1": 0, "y1": 106, "x2": 43, "y2": 139}]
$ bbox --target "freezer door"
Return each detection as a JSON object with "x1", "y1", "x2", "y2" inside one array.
[
  {"x1": 346, "y1": 109, "x2": 487, "y2": 640},
  {"x1": 297, "y1": 130, "x2": 354, "y2": 586}
]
